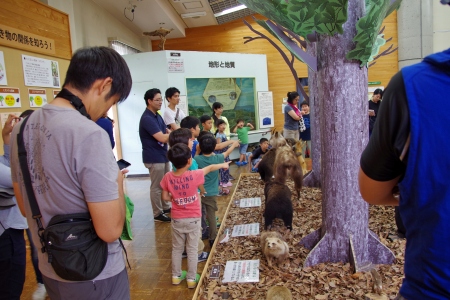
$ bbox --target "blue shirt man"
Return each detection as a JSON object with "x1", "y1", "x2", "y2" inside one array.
[{"x1": 139, "y1": 88, "x2": 171, "y2": 222}]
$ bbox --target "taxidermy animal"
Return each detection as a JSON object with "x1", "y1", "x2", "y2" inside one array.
[
  {"x1": 258, "y1": 148, "x2": 277, "y2": 182},
  {"x1": 293, "y1": 140, "x2": 308, "y2": 175},
  {"x1": 264, "y1": 181, "x2": 293, "y2": 231},
  {"x1": 143, "y1": 27, "x2": 173, "y2": 50},
  {"x1": 261, "y1": 231, "x2": 289, "y2": 267},
  {"x1": 269, "y1": 130, "x2": 287, "y2": 148},
  {"x1": 266, "y1": 286, "x2": 293, "y2": 300},
  {"x1": 273, "y1": 144, "x2": 303, "y2": 198}
]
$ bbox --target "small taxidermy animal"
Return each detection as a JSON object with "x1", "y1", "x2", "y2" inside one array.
[
  {"x1": 273, "y1": 144, "x2": 303, "y2": 198},
  {"x1": 264, "y1": 181, "x2": 293, "y2": 231},
  {"x1": 269, "y1": 130, "x2": 287, "y2": 148},
  {"x1": 261, "y1": 231, "x2": 289, "y2": 267},
  {"x1": 266, "y1": 286, "x2": 293, "y2": 300},
  {"x1": 292, "y1": 139, "x2": 308, "y2": 175}
]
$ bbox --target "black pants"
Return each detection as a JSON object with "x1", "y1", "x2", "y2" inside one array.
[{"x1": 0, "y1": 228, "x2": 26, "y2": 300}]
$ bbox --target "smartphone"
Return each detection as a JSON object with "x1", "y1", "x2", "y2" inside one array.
[{"x1": 117, "y1": 159, "x2": 131, "y2": 170}]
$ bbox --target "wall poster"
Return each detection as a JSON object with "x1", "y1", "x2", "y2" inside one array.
[
  {"x1": 257, "y1": 91, "x2": 274, "y2": 128},
  {"x1": 0, "y1": 87, "x2": 21, "y2": 108},
  {"x1": 0, "y1": 51, "x2": 7, "y2": 85},
  {"x1": 186, "y1": 78, "x2": 256, "y2": 129},
  {"x1": 28, "y1": 89, "x2": 47, "y2": 107},
  {"x1": 22, "y1": 55, "x2": 60, "y2": 88}
]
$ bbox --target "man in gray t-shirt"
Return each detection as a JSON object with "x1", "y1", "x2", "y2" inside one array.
[{"x1": 9, "y1": 47, "x2": 132, "y2": 300}]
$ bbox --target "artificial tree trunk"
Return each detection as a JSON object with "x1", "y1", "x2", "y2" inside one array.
[
  {"x1": 299, "y1": 0, "x2": 394, "y2": 271},
  {"x1": 303, "y1": 41, "x2": 321, "y2": 188}
]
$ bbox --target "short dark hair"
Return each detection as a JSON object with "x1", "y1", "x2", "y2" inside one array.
[
  {"x1": 287, "y1": 91, "x2": 299, "y2": 104},
  {"x1": 200, "y1": 115, "x2": 212, "y2": 124},
  {"x1": 169, "y1": 128, "x2": 191, "y2": 147},
  {"x1": 211, "y1": 102, "x2": 224, "y2": 124},
  {"x1": 19, "y1": 110, "x2": 34, "y2": 118},
  {"x1": 144, "y1": 88, "x2": 161, "y2": 106},
  {"x1": 167, "y1": 143, "x2": 192, "y2": 169},
  {"x1": 373, "y1": 88, "x2": 383, "y2": 96},
  {"x1": 214, "y1": 119, "x2": 226, "y2": 134},
  {"x1": 63, "y1": 47, "x2": 132, "y2": 103},
  {"x1": 180, "y1": 116, "x2": 200, "y2": 130},
  {"x1": 300, "y1": 101, "x2": 309, "y2": 107},
  {"x1": 198, "y1": 131, "x2": 214, "y2": 141},
  {"x1": 236, "y1": 119, "x2": 244, "y2": 124},
  {"x1": 165, "y1": 87, "x2": 180, "y2": 101},
  {"x1": 199, "y1": 134, "x2": 217, "y2": 155},
  {"x1": 259, "y1": 138, "x2": 269, "y2": 144}
]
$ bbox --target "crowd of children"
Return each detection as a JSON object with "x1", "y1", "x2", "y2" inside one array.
[{"x1": 159, "y1": 98, "x2": 310, "y2": 289}]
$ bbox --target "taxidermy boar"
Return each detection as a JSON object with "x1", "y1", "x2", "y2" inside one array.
[
  {"x1": 273, "y1": 144, "x2": 303, "y2": 198},
  {"x1": 260, "y1": 231, "x2": 289, "y2": 267},
  {"x1": 266, "y1": 286, "x2": 293, "y2": 300},
  {"x1": 258, "y1": 148, "x2": 277, "y2": 182},
  {"x1": 264, "y1": 181, "x2": 293, "y2": 231}
]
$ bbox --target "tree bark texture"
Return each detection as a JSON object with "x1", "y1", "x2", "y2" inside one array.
[
  {"x1": 299, "y1": 0, "x2": 394, "y2": 270},
  {"x1": 303, "y1": 41, "x2": 321, "y2": 188}
]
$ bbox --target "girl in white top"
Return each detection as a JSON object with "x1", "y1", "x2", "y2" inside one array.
[
  {"x1": 164, "y1": 87, "x2": 186, "y2": 130},
  {"x1": 210, "y1": 102, "x2": 230, "y2": 138}
]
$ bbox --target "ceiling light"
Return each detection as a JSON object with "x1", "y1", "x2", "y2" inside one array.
[
  {"x1": 213, "y1": 4, "x2": 247, "y2": 17},
  {"x1": 181, "y1": 11, "x2": 207, "y2": 18}
]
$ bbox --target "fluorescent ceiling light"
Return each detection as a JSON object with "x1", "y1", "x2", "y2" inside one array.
[
  {"x1": 214, "y1": 4, "x2": 247, "y2": 17},
  {"x1": 181, "y1": 11, "x2": 207, "y2": 18}
]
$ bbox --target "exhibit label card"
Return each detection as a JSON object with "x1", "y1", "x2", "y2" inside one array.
[
  {"x1": 28, "y1": 89, "x2": 47, "y2": 107},
  {"x1": 222, "y1": 260, "x2": 260, "y2": 283},
  {"x1": 0, "y1": 51, "x2": 7, "y2": 86},
  {"x1": 239, "y1": 197, "x2": 261, "y2": 208},
  {"x1": 0, "y1": 87, "x2": 21, "y2": 108},
  {"x1": 22, "y1": 55, "x2": 60, "y2": 88},
  {"x1": 167, "y1": 58, "x2": 184, "y2": 73},
  {"x1": 257, "y1": 91, "x2": 274, "y2": 128},
  {"x1": 231, "y1": 223, "x2": 260, "y2": 237}
]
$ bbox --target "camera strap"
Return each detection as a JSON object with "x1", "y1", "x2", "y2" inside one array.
[{"x1": 55, "y1": 88, "x2": 91, "y2": 119}]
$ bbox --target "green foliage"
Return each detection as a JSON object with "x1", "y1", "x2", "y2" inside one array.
[
  {"x1": 346, "y1": 0, "x2": 402, "y2": 66},
  {"x1": 238, "y1": 0, "x2": 348, "y2": 37},
  {"x1": 368, "y1": 34, "x2": 386, "y2": 63}
]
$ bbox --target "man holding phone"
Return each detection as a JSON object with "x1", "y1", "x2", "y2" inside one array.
[{"x1": 139, "y1": 88, "x2": 172, "y2": 223}]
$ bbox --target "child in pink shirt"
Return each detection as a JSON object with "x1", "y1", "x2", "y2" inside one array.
[{"x1": 160, "y1": 143, "x2": 230, "y2": 289}]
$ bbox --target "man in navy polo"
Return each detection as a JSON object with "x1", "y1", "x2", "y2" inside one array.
[{"x1": 139, "y1": 88, "x2": 171, "y2": 222}]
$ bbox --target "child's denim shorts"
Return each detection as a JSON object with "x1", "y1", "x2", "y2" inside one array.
[{"x1": 239, "y1": 143, "x2": 248, "y2": 154}]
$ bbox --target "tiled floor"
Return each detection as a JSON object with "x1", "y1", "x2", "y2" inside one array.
[{"x1": 20, "y1": 164, "x2": 245, "y2": 300}]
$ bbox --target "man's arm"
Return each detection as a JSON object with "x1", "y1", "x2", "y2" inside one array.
[
  {"x1": 87, "y1": 170, "x2": 125, "y2": 243},
  {"x1": 358, "y1": 168, "x2": 400, "y2": 206},
  {"x1": 153, "y1": 130, "x2": 170, "y2": 143},
  {"x1": 223, "y1": 140, "x2": 240, "y2": 158}
]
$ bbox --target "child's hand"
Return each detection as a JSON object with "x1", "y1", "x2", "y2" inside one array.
[
  {"x1": 222, "y1": 161, "x2": 232, "y2": 170},
  {"x1": 200, "y1": 190, "x2": 207, "y2": 197},
  {"x1": 246, "y1": 123, "x2": 252, "y2": 127}
]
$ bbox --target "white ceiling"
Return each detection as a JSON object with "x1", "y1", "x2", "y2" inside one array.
[{"x1": 91, "y1": 0, "x2": 255, "y2": 40}]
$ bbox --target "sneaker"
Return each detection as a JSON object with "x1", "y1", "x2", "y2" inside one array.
[
  {"x1": 163, "y1": 208, "x2": 171, "y2": 214},
  {"x1": 221, "y1": 181, "x2": 232, "y2": 187},
  {"x1": 251, "y1": 167, "x2": 258, "y2": 173},
  {"x1": 242, "y1": 161, "x2": 248, "y2": 165},
  {"x1": 182, "y1": 251, "x2": 187, "y2": 258},
  {"x1": 32, "y1": 283, "x2": 47, "y2": 300},
  {"x1": 172, "y1": 270, "x2": 187, "y2": 285},
  {"x1": 187, "y1": 274, "x2": 201, "y2": 289},
  {"x1": 235, "y1": 161, "x2": 242, "y2": 166},
  {"x1": 219, "y1": 188, "x2": 230, "y2": 196},
  {"x1": 197, "y1": 251, "x2": 209, "y2": 263},
  {"x1": 154, "y1": 213, "x2": 171, "y2": 222}
]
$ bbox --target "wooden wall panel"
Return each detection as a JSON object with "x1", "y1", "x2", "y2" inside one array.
[
  {"x1": 154, "y1": 13, "x2": 398, "y2": 130},
  {"x1": 0, "y1": 0, "x2": 72, "y2": 60}
]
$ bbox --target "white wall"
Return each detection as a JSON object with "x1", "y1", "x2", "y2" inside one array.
[
  {"x1": 46, "y1": 0, "x2": 150, "y2": 52},
  {"x1": 433, "y1": 1, "x2": 450, "y2": 52},
  {"x1": 120, "y1": 50, "x2": 269, "y2": 175}
]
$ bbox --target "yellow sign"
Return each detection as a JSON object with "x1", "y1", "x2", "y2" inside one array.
[
  {"x1": 0, "y1": 24, "x2": 56, "y2": 55},
  {"x1": 5, "y1": 95, "x2": 15, "y2": 106}
]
